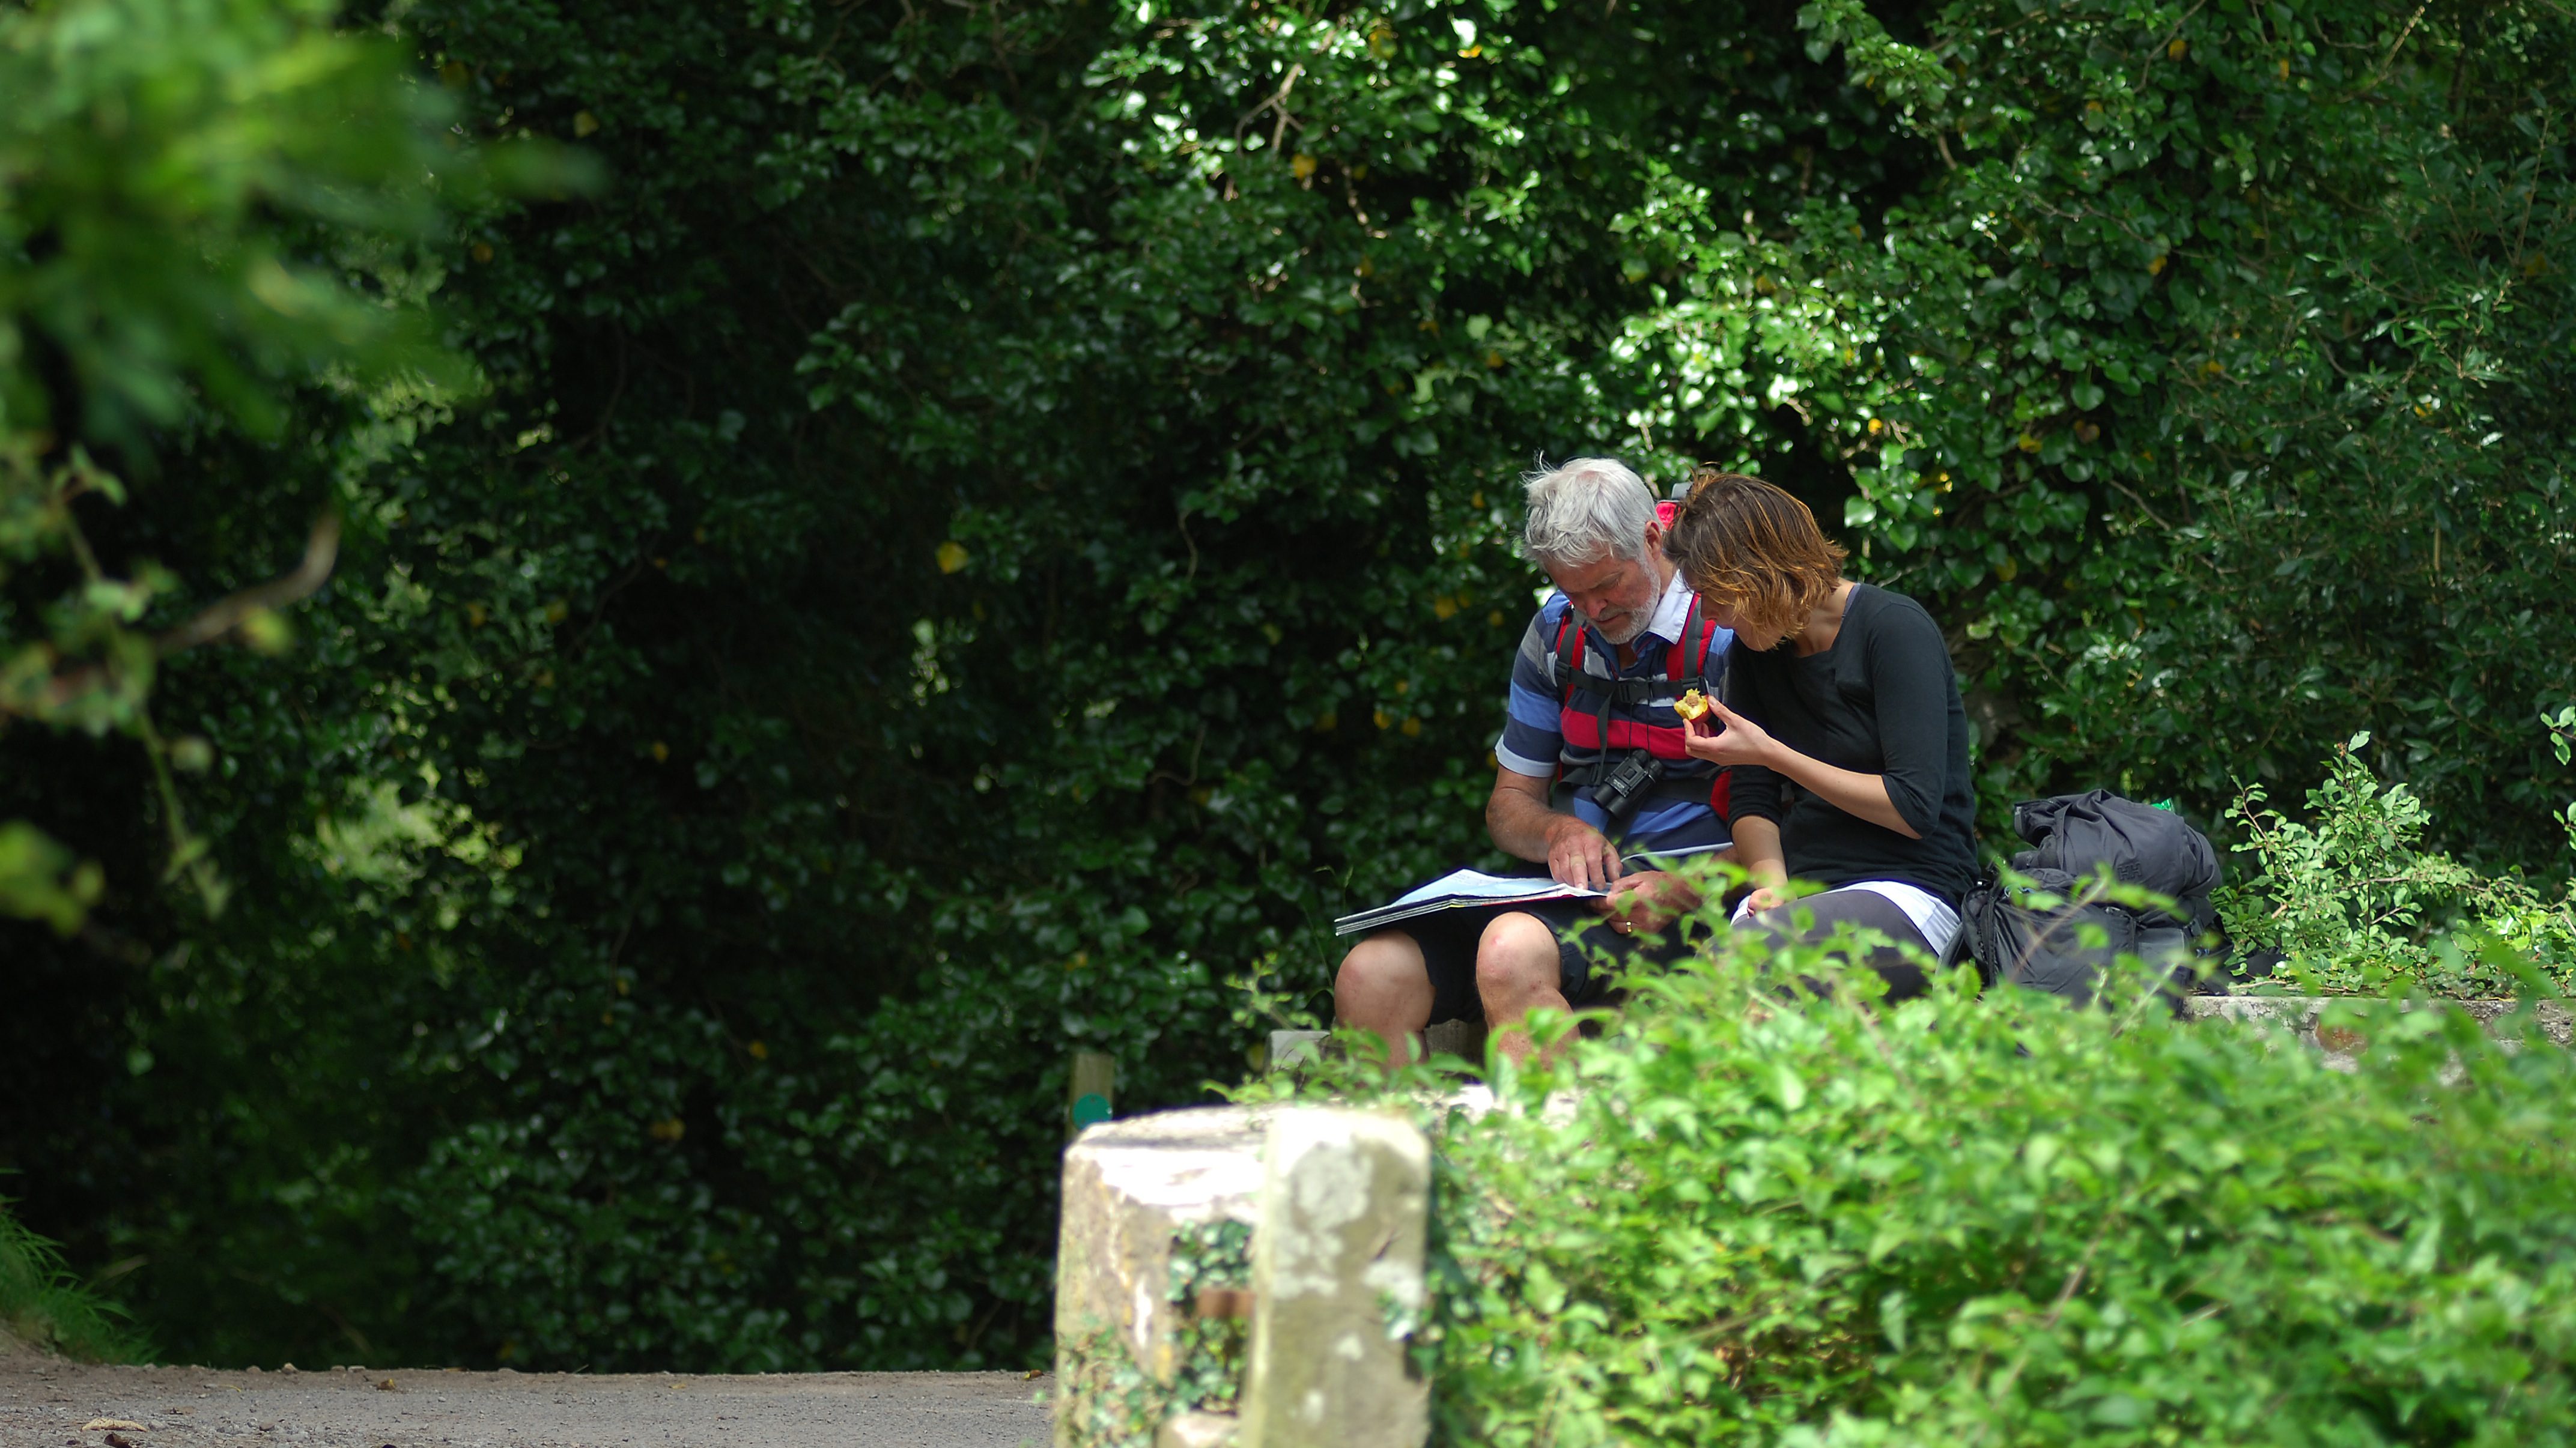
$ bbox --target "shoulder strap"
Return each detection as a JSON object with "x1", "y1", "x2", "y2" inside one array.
[
  {"x1": 1552, "y1": 607, "x2": 1585, "y2": 704},
  {"x1": 1665, "y1": 596, "x2": 1702, "y2": 686}
]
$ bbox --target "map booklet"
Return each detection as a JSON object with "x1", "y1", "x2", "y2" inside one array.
[
  {"x1": 1332, "y1": 845, "x2": 1731, "y2": 936},
  {"x1": 1331, "y1": 869, "x2": 1602, "y2": 936}
]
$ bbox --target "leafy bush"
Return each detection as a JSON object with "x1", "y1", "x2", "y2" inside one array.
[
  {"x1": 1408, "y1": 926, "x2": 2576, "y2": 1446},
  {"x1": 0, "y1": 1197, "x2": 145, "y2": 1363},
  {"x1": 2219, "y1": 717, "x2": 2576, "y2": 995}
]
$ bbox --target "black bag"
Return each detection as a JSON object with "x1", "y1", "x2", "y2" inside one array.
[{"x1": 1962, "y1": 791, "x2": 2230, "y2": 1008}]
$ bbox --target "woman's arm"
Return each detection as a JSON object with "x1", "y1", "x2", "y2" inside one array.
[{"x1": 1682, "y1": 702, "x2": 1922, "y2": 838}]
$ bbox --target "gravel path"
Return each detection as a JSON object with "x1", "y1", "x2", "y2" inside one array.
[{"x1": 0, "y1": 1356, "x2": 1052, "y2": 1448}]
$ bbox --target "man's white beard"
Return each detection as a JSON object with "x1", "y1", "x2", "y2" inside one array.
[{"x1": 1588, "y1": 609, "x2": 1650, "y2": 647}]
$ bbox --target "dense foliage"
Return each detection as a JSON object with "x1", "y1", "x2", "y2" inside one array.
[
  {"x1": 0, "y1": 1198, "x2": 144, "y2": 1362},
  {"x1": 0, "y1": 0, "x2": 2569, "y2": 1374},
  {"x1": 1420, "y1": 927, "x2": 2576, "y2": 1445},
  {"x1": 2217, "y1": 715, "x2": 2576, "y2": 995}
]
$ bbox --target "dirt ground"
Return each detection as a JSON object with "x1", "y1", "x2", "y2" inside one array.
[{"x1": 0, "y1": 1351, "x2": 1053, "y2": 1448}]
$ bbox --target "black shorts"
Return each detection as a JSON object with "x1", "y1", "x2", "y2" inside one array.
[{"x1": 1398, "y1": 898, "x2": 1704, "y2": 1026}]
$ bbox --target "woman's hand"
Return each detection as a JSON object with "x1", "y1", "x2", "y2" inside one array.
[
  {"x1": 1681, "y1": 697, "x2": 1778, "y2": 769},
  {"x1": 1738, "y1": 884, "x2": 1790, "y2": 917}
]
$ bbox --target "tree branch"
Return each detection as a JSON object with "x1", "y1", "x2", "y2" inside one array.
[{"x1": 155, "y1": 509, "x2": 340, "y2": 655}]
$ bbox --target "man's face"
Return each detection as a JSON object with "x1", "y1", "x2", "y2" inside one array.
[{"x1": 1544, "y1": 533, "x2": 1664, "y2": 646}]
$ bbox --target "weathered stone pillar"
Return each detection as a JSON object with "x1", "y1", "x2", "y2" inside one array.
[
  {"x1": 1053, "y1": 1107, "x2": 1269, "y2": 1447},
  {"x1": 1239, "y1": 1109, "x2": 1431, "y2": 1448}
]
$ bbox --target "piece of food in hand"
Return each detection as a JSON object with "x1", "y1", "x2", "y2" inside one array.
[{"x1": 1674, "y1": 688, "x2": 1712, "y2": 722}]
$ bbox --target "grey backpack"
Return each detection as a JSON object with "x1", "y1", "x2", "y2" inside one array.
[{"x1": 1961, "y1": 791, "x2": 2228, "y2": 1008}]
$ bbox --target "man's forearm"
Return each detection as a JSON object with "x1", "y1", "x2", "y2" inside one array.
[{"x1": 1484, "y1": 780, "x2": 1561, "y2": 862}]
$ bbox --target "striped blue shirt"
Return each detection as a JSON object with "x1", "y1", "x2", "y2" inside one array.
[{"x1": 1493, "y1": 569, "x2": 1734, "y2": 859}]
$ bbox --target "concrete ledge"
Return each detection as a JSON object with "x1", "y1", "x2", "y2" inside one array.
[
  {"x1": 2182, "y1": 995, "x2": 2573, "y2": 1053},
  {"x1": 1272, "y1": 998, "x2": 2571, "y2": 1073}
]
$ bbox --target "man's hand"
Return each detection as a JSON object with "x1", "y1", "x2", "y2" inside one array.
[
  {"x1": 1596, "y1": 870, "x2": 1698, "y2": 936},
  {"x1": 1682, "y1": 697, "x2": 1779, "y2": 770},
  {"x1": 1543, "y1": 814, "x2": 1623, "y2": 890}
]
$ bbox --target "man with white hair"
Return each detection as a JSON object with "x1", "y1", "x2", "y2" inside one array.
[{"x1": 1335, "y1": 457, "x2": 1735, "y2": 1064}]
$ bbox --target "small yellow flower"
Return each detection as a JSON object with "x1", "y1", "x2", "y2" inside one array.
[
  {"x1": 935, "y1": 541, "x2": 970, "y2": 574},
  {"x1": 1291, "y1": 153, "x2": 1318, "y2": 180},
  {"x1": 2167, "y1": 37, "x2": 2187, "y2": 59},
  {"x1": 2017, "y1": 433, "x2": 2042, "y2": 453},
  {"x1": 2147, "y1": 254, "x2": 2167, "y2": 276},
  {"x1": 574, "y1": 109, "x2": 601, "y2": 138},
  {"x1": 748, "y1": 1040, "x2": 768, "y2": 1059},
  {"x1": 651, "y1": 741, "x2": 670, "y2": 762},
  {"x1": 1374, "y1": 709, "x2": 1393, "y2": 730},
  {"x1": 1433, "y1": 596, "x2": 1459, "y2": 620},
  {"x1": 1400, "y1": 717, "x2": 1423, "y2": 738}
]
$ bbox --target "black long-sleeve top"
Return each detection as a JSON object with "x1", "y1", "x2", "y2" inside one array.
[{"x1": 1721, "y1": 584, "x2": 1979, "y2": 903}]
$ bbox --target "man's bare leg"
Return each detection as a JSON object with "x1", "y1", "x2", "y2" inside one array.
[
  {"x1": 1475, "y1": 911, "x2": 1572, "y2": 1065},
  {"x1": 1334, "y1": 930, "x2": 1434, "y2": 1073}
]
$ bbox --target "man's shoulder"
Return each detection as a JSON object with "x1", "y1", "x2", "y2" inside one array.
[
  {"x1": 1512, "y1": 592, "x2": 1575, "y2": 652},
  {"x1": 1507, "y1": 595, "x2": 1578, "y2": 695}
]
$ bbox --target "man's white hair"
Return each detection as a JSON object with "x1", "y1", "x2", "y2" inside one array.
[{"x1": 1521, "y1": 456, "x2": 1657, "y2": 567}]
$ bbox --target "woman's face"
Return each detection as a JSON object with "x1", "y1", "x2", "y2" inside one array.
[{"x1": 1706, "y1": 598, "x2": 1787, "y2": 653}]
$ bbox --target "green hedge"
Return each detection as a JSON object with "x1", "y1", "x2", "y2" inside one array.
[
  {"x1": 1417, "y1": 930, "x2": 2576, "y2": 1444},
  {"x1": 0, "y1": 1198, "x2": 145, "y2": 1363}
]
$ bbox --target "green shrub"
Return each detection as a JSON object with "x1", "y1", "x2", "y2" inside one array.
[
  {"x1": 0, "y1": 1197, "x2": 145, "y2": 1363},
  {"x1": 2219, "y1": 717, "x2": 2576, "y2": 996},
  {"x1": 1406, "y1": 927, "x2": 2576, "y2": 1446}
]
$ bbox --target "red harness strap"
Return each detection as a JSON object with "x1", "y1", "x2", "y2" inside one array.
[{"x1": 1551, "y1": 600, "x2": 1731, "y2": 808}]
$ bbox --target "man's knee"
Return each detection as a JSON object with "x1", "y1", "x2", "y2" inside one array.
[
  {"x1": 1335, "y1": 932, "x2": 1430, "y2": 1025},
  {"x1": 1472, "y1": 912, "x2": 1561, "y2": 1002}
]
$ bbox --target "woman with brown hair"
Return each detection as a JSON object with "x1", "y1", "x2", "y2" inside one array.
[{"x1": 1665, "y1": 468, "x2": 1978, "y2": 996}]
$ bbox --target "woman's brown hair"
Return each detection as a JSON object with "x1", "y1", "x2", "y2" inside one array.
[{"x1": 1663, "y1": 467, "x2": 1848, "y2": 639}]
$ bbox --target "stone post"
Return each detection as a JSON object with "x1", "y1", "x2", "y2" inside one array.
[
  {"x1": 1053, "y1": 1107, "x2": 1268, "y2": 1447},
  {"x1": 1239, "y1": 1109, "x2": 1431, "y2": 1448}
]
